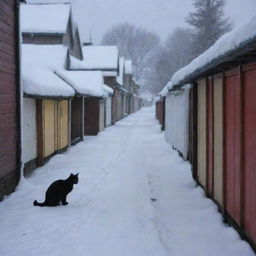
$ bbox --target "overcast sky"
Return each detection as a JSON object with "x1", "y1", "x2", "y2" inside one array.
[{"x1": 28, "y1": 0, "x2": 256, "y2": 44}]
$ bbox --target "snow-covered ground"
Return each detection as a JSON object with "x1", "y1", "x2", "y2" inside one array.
[{"x1": 0, "y1": 107, "x2": 254, "y2": 256}]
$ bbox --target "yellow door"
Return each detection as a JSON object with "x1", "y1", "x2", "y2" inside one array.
[
  {"x1": 42, "y1": 99, "x2": 56, "y2": 157},
  {"x1": 57, "y1": 100, "x2": 69, "y2": 150}
]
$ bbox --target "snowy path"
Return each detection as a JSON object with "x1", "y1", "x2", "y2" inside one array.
[{"x1": 0, "y1": 107, "x2": 254, "y2": 256}]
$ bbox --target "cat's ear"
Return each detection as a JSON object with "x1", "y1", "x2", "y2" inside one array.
[{"x1": 76, "y1": 173, "x2": 79, "y2": 176}]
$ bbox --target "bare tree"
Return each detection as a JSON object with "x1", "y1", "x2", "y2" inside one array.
[
  {"x1": 101, "y1": 23, "x2": 160, "y2": 80},
  {"x1": 186, "y1": 0, "x2": 232, "y2": 58}
]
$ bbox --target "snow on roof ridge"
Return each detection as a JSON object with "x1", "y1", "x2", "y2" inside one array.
[
  {"x1": 103, "y1": 85, "x2": 114, "y2": 95},
  {"x1": 55, "y1": 69, "x2": 107, "y2": 97},
  {"x1": 22, "y1": 44, "x2": 75, "y2": 97},
  {"x1": 22, "y1": 69, "x2": 75, "y2": 98},
  {"x1": 21, "y1": 3, "x2": 71, "y2": 34},
  {"x1": 70, "y1": 45, "x2": 119, "y2": 70},
  {"x1": 170, "y1": 14, "x2": 256, "y2": 88},
  {"x1": 159, "y1": 14, "x2": 256, "y2": 97}
]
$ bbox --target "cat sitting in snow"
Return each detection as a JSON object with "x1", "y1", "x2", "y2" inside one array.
[{"x1": 33, "y1": 173, "x2": 79, "y2": 207}]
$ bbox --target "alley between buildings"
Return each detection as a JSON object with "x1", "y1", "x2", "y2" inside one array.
[{"x1": 0, "y1": 107, "x2": 254, "y2": 256}]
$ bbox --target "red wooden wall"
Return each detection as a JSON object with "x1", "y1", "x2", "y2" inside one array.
[
  {"x1": 224, "y1": 68, "x2": 242, "y2": 225},
  {"x1": 243, "y1": 63, "x2": 256, "y2": 242},
  {"x1": 0, "y1": 0, "x2": 19, "y2": 197}
]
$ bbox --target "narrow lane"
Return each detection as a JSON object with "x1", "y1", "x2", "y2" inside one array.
[{"x1": 0, "y1": 107, "x2": 254, "y2": 256}]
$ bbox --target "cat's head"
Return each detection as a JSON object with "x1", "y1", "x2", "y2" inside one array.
[{"x1": 70, "y1": 173, "x2": 79, "y2": 184}]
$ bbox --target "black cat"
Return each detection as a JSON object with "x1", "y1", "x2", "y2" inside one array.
[{"x1": 33, "y1": 173, "x2": 79, "y2": 207}]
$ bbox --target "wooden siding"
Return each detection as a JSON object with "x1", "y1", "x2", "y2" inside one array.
[
  {"x1": 206, "y1": 77, "x2": 214, "y2": 196},
  {"x1": 243, "y1": 63, "x2": 256, "y2": 242},
  {"x1": 39, "y1": 99, "x2": 69, "y2": 160},
  {"x1": 22, "y1": 34, "x2": 63, "y2": 45},
  {"x1": 42, "y1": 100, "x2": 56, "y2": 157},
  {"x1": 188, "y1": 84, "x2": 198, "y2": 179},
  {"x1": 116, "y1": 90, "x2": 122, "y2": 121},
  {"x1": 71, "y1": 97, "x2": 83, "y2": 143},
  {"x1": 213, "y1": 77, "x2": 223, "y2": 206},
  {"x1": 84, "y1": 98, "x2": 100, "y2": 135},
  {"x1": 197, "y1": 79, "x2": 207, "y2": 187},
  {"x1": 57, "y1": 100, "x2": 69, "y2": 150},
  {"x1": 0, "y1": 0, "x2": 19, "y2": 197},
  {"x1": 224, "y1": 69, "x2": 242, "y2": 225},
  {"x1": 99, "y1": 100, "x2": 105, "y2": 132}
]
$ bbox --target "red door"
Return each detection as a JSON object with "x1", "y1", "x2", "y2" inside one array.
[
  {"x1": 206, "y1": 77, "x2": 214, "y2": 196},
  {"x1": 224, "y1": 69, "x2": 242, "y2": 225},
  {"x1": 243, "y1": 63, "x2": 256, "y2": 242}
]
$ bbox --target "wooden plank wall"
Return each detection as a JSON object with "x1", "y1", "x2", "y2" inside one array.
[
  {"x1": 213, "y1": 76, "x2": 223, "y2": 207},
  {"x1": 224, "y1": 68, "x2": 242, "y2": 226},
  {"x1": 197, "y1": 79, "x2": 207, "y2": 188},
  {"x1": 0, "y1": 0, "x2": 19, "y2": 198},
  {"x1": 206, "y1": 77, "x2": 214, "y2": 196},
  {"x1": 57, "y1": 100, "x2": 69, "y2": 150},
  {"x1": 84, "y1": 98, "x2": 100, "y2": 135},
  {"x1": 243, "y1": 63, "x2": 256, "y2": 243},
  {"x1": 42, "y1": 99, "x2": 56, "y2": 158},
  {"x1": 71, "y1": 97, "x2": 83, "y2": 143}
]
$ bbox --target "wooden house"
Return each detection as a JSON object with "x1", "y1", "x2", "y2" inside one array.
[
  {"x1": 20, "y1": 2, "x2": 82, "y2": 60},
  {"x1": 21, "y1": 3, "x2": 73, "y2": 46},
  {"x1": 20, "y1": 2, "x2": 86, "y2": 173},
  {"x1": 22, "y1": 45, "x2": 75, "y2": 175},
  {"x1": 55, "y1": 70, "x2": 113, "y2": 136},
  {"x1": 0, "y1": 0, "x2": 21, "y2": 200},
  {"x1": 161, "y1": 15, "x2": 256, "y2": 250}
]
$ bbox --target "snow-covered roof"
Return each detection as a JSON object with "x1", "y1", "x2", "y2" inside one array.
[
  {"x1": 117, "y1": 57, "x2": 125, "y2": 85},
  {"x1": 21, "y1": 4, "x2": 71, "y2": 34},
  {"x1": 125, "y1": 60, "x2": 132, "y2": 75},
  {"x1": 70, "y1": 46, "x2": 119, "y2": 70},
  {"x1": 160, "y1": 14, "x2": 256, "y2": 96},
  {"x1": 103, "y1": 85, "x2": 114, "y2": 95},
  {"x1": 159, "y1": 85, "x2": 170, "y2": 97},
  {"x1": 22, "y1": 69, "x2": 74, "y2": 98},
  {"x1": 22, "y1": 44, "x2": 75, "y2": 97},
  {"x1": 55, "y1": 70, "x2": 110, "y2": 97},
  {"x1": 171, "y1": 15, "x2": 256, "y2": 88}
]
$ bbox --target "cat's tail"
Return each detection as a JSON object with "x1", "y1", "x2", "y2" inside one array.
[{"x1": 33, "y1": 200, "x2": 45, "y2": 207}]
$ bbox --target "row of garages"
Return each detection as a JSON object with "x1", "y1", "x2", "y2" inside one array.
[
  {"x1": 156, "y1": 14, "x2": 256, "y2": 250},
  {"x1": 0, "y1": 1, "x2": 142, "y2": 200}
]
